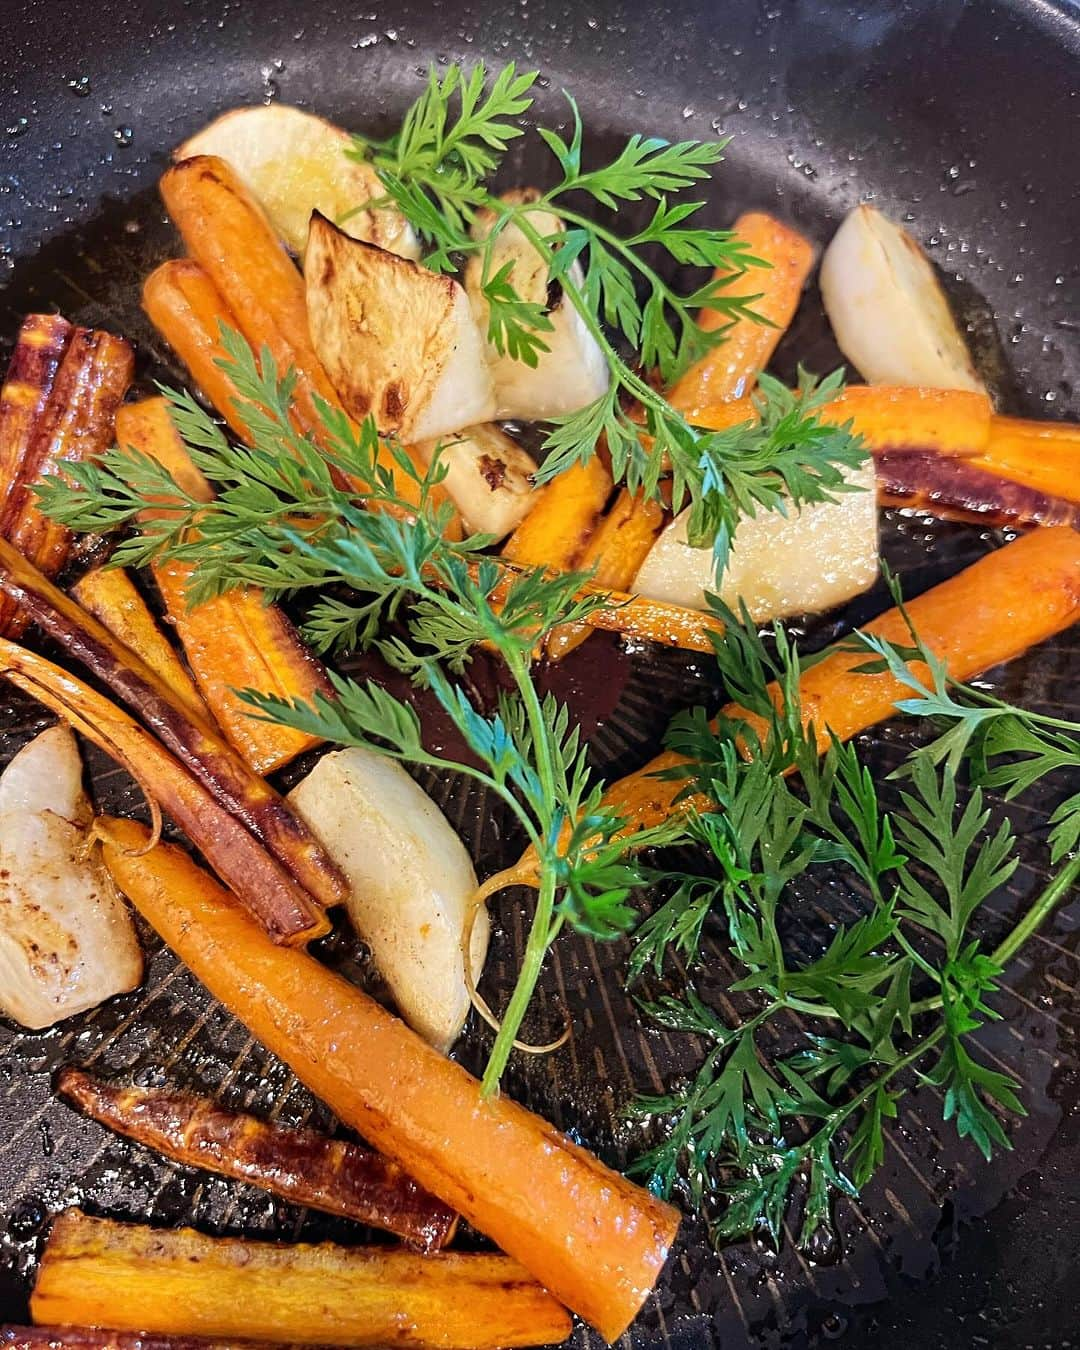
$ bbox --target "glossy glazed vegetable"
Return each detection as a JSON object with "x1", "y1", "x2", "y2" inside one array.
[
  {"x1": 176, "y1": 104, "x2": 419, "y2": 259},
  {"x1": 100, "y1": 819, "x2": 680, "y2": 1341},
  {"x1": 820, "y1": 204, "x2": 985, "y2": 392},
  {"x1": 465, "y1": 188, "x2": 609, "y2": 420},
  {"x1": 0, "y1": 324, "x2": 133, "y2": 637},
  {"x1": 0, "y1": 641, "x2": 328, "y2": 945},
  {"x1": 668, "y1": 210, "x2": 816, "y2": 415},
  {"x1": 31, "y1": 1210, "x2": 571, "y2": 1349},
  {"x1": 0, "y1": 726, "x2": 142, "y2": 1028},
  {"x1": 306, "y1": 212, "x2": 495, "y2": 442},
  {"x1": 0, "y1": 538, "x2": 345, "y2": 914},
  {"x1": 633, "y1": 459, "x2": 879, "y2": 621},
  {"x1": 56, "y1": 1068, "x2": 456, "y2": 1251},
  {"x1": 288, "y1": 747, "x2": 489, "y2": 1052},
  {"x1": 413, "y1": 423, "x2": 539, "y2": 540}
]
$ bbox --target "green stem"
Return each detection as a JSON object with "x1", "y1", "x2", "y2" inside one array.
[{"x1": 479, "y1": 648, "x2": 563, "y2": 1096}]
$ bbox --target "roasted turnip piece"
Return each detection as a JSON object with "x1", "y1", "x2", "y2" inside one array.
[
  {"x1": 305, "y1": 213, "x2": 495, "y2": 442},
  {"x1": 288, "y1": 747, "x2": 489, "y2": 1052},
  {"x1": 820, "y1": 204, "x2": 985, "y2": 393},
  {"x1": 176, "y1": 104, "x2": 419, "y2": 260},
  {"x1": 413, "y1": 423, "x2": 539, "y2": 539},
  {"x1": 633, "y1": 461, "x2": 878, "y2": 621},
  {"x1": 466, "y1": 188, "x2": 609, "y2": 419},
  {"x1": 0, "y1": 725, "x2": 142, "y2": 1029}
]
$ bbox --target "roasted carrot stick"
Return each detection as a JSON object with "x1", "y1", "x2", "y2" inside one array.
[
  {"x1": 974, "y1": 415, "x2": 1080, "y2": 503},
  {"x1": 158, "y1": 157, "x2": 452, "y2": 524},
  {"x1": 117, "y1": 398, "x2": 332, "y2": 774},
  {"x1": 875, "y1": 450, "x2": 1080, "y2": 529},
  {"x1": 0, "y1": 641, "x2": 328, "y2": 945},
  {"x1": 0, "y1": 313, "x2": 74, "y2": 522},
  {"x1": 502, "y1": 456, "x2": 613, "y2": 569},
  {"x1": 56, "y1": 1067, "x2": 456, "y2": 1252},
  {"x1": 142, "y1": 261, "x2": 253, "y2": 442},
  {"x1": 819, "y1": 384, "x2": 994, "y2": 454},
  {"x1": 0, "y1": 539, "x2": 345, "y2": 913},
  {"x1": 72, "y1": 567, "x2": 208, "y2": 725},
  {"x1": 533, "y1": 527, "x2": 1080, "y2": 853},
  {"x1": 0, "y1": 326, "x2": 133, "y2": 637},
  {"x1": 546, "y1": 486, "x2": 667, "y2": 661},
  {"x1": 100, "y1": 820, "x2": 679, "y2": 1342},
  {"x1": 31, "y1": 1210, "x2": 571, "y2": 1350},
  {"x1": 668, "y1": 211, "x2": 815, "y2": 415}
]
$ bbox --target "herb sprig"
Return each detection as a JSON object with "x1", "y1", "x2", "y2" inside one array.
[
  {"x1": 351, "y1": 63, "x2": 866, "y2": 577},
  {"x1": 627, "y1": 597, "x2": 1080, "y2": 1249},
  {"x1": 39, "y1": 328, "x2": 684, "y2": 1094}
]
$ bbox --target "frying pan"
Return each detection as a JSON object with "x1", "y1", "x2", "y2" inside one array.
[{"x1": 1, "y1": 0, "x2": 1079, "y2": 1345}]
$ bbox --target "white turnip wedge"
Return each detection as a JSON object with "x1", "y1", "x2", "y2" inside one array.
[
  {"x1": 287, "y1": 748, "x2": 489, "y2": 1053},
  {"x1": 175, "y1": 104, "x2": 420, "y2": 260},
  {"x1": 0, "y1": 725, "x2": 143, "y2": 1029},
  {"x1": 305, "y1": 213, "x2": 496, "y2": 443},
  {"x1": 633, "y1": 460, "x2": 879, "y2": 622},
  {"x1": 820, "y1": 204, "x2": 985, "y2": 393},
  {"x1": 413, "y1": 424, "x2": 539, "y2": 540},
  {"x1": 465, "y1": 189, "x2": 610, "y2": 420}
]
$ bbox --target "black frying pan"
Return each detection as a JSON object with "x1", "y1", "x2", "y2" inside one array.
[{"x1": 1, "y1": 2, "x2": 1079, "y2": 1346}]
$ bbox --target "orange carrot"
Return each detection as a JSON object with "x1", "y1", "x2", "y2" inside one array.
[
  {"x1": 158, "y1": 156, "x2": 453, "y2": 525},
  {"x1": 31, "y1": 1210, "x2": 570, "y2": 1350},
  {"x1": 518, "y1": 527, "x2": 1080, "y2": 874},
  {"x1": 0, "y1": 641, "x2": 328, "y2": 945},
  {"x1": 117, "y1": 398, "x2": 331, "y2": 774},
  {"x1": 974, "y1": 415, "x2": 1080, "y2": 504},
  {"x1": 502, "y1": 456, "x2": 613, "y2": 569},
  {"x1": 142, "y1": 261, "x2": 253, "y2": 443},
  {"x1": 668, "y1": 211, "x2": 815, "y2": 414},
  {"x1": 100, "y1": 819, "x2": 680, "y2": 1342},
  {"x1": 71, "y1": 567, "x2": 207, "y2": 725},
  {"x1": 545, "y1": 488, "x2": 668, "y2": 660},
  {"x1": 819, "y1": 384, "x2": 994, "y2": 454},
  {"x1": 0, "y1": 326, "x2": 133, "y2": 637}
]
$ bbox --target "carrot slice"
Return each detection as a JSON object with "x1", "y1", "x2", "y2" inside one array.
[
  {"x1": 502, "y1": 456, "x2": 613, "y2": 569},
  {"x1": 31, "y1": 1209, "x2": 571, "y2": 1350},
  {"x1": 668, "y1": 211, "x2": 815, "y2": 415},
  {"x1": 56, "y1": 1068, "x2": 456, "y2": 1252},
  {"x1": 100, "y1": 820, "x2": 680, "y2": 1342},
  {"x1": 0, "y1": 640, "x2": 328, "y2": 945}
]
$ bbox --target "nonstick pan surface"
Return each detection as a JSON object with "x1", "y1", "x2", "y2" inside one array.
[{"x1": 1, "y1": 2, "x2": 1079, "y2": 1346}]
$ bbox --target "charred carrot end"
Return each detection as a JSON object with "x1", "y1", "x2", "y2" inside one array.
[
  {"x1": 502, "y1": 456, "x2": 613, "y2": 569},
  {"x1": 580, "y1": 527, "x2": 1080, "y2": 845},
  {"x1": 56, "y1": 1068, "x2": 457, "y2": 1252},
  {"x1": 100, "y1": 820, "x2": 680, "y2": 1341},
  {"x1": 0, "y1": 325, "x2": 134, "y2": 637},
  {"x1": 0, "y1": 314, "x2": 74, "y2": 525},
  {"x1": 546, "y1": 487, "x2": 667, "y2": 661},
  {"x1": 32, "y1": 1210, "x2": 571, "y2": 1350},
  {"x1": 142, "y1": 264, "x2": 254, "y2": 444},
  {"x1": 0, "y1": 640, "x2": 329, "y2": 946},
  {"x1": 72, "y1": 566, "x2": 209, "y2": 726},
  {"x1": 0, "y1": 538, "x2": 345, "y2": 911},
  {"x1": 669, "y1": 211, "x2": 815, "y2": 413}
]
